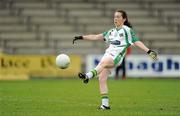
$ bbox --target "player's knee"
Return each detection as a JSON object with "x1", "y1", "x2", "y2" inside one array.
[{"x1": 99, "y1": 61, "x2": 109, "y2": 68}]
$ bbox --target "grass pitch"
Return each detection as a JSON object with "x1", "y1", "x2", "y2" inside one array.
[{"x1": 0, "y1": 78, "x2": 180, "y2": 116}]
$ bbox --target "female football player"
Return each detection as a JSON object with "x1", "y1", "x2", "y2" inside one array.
[{"x1": 73, "y1": 9, "x2": 157, "y2": 110}]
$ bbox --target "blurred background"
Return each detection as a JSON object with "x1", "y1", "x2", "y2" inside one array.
[
  {"x1": 0, "y1": 0, "x2": 180, "y2": 79},
  {"x1": 1, "y1": 1, "x2": 180, "y2": 115}
]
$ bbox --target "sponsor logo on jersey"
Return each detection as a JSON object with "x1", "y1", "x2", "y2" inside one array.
[{"x1": 110, "y1": 40, "x2": 121, "y2": 45}]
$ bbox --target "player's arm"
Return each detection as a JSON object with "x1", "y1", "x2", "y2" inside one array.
[
  {"x1": 83, "y1": 34, "x2": 104, "y2": 41},
  {"x1": 73, "y1": 34, "x2": 104, "y2": 44},
  {"x1": 134, "y1": 41, "x2": 158, "y2": 60},
  {"x1": 134, "y1": 41, "x2": 149, "y2": 52},
  {"x1": 130, "y1": 28, "x2": 158, "y2": 60}
]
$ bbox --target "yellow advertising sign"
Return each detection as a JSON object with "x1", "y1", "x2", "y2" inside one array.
[{"x1": 0, "y1": 54, "x2": 82, "y2": 80}]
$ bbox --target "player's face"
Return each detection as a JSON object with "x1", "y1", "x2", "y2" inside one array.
[{"x1": 114, "y1": 12, "x2": 126, "y2": 27}]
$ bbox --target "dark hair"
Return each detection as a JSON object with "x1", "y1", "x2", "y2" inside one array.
[{"x1": 116, "y1": 9, "x2": 132, "y2": 28}]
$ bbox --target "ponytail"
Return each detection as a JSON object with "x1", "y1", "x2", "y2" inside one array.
[{"x1": 124, "y1": 19, "x2": 132, "y2": 28}]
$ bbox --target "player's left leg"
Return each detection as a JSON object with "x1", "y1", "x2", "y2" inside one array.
[{"x1": 98, "y1": 68, "x2": 111, "y2": 110}]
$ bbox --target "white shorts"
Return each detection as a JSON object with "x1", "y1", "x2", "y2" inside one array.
[{"x1": 102, "y1": 49, "x2": 125, "y2": 67}]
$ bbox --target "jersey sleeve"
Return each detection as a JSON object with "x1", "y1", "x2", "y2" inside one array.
[{"x1": 130, "y1": 29, "x2": 139, "y2": 43}]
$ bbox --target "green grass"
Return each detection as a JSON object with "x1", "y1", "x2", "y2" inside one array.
[{"x1": 0, "y1": 78, "x2": 180, "y2": 116}]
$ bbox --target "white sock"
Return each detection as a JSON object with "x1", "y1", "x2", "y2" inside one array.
[
  {"x1": 86, "y1": 72, "x2": 93, "y2": 79},
  {"x1": 86, "y1": 69, "x2": 98, "y2": 79},
  {"x1": 102, "y1": 98, "x2": 109, "y2": 107}
]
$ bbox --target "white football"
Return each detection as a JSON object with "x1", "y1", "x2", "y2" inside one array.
[{"x1": 56, "y1": 54, "x2": 70, "y2": 69}]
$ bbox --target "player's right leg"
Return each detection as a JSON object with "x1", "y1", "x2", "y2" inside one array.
[
  {"x1": 78, "y1": 72, "x2": 89, "y2": 84},
  {"x1": 78, "y1": 56, "x2": 114, "y2": 84}
]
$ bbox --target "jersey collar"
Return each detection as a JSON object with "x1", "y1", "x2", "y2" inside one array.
[{"x1": 115, "y1": 26, "x2": 123, "y2": 31}]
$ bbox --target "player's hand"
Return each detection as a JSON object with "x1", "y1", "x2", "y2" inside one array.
[
  {"x1": 73, "y1": 36, "x2": 83, "y2": 44},
  {"x1": 147, "y1": 49, "x2": 158, "y2": 60}
]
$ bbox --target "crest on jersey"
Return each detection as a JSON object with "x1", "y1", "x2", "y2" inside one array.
[{"x1": 119, "y1": 33, "x2": 124, "y2": 37}]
